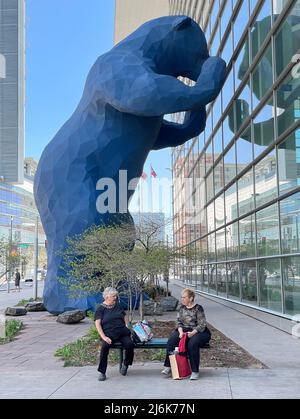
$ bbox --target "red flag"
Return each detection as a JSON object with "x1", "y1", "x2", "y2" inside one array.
[
  {"x1": 141, "y1": 171, "x2": 147, "y2": 180},
  {"x1": 151, "y1": 165, "x2": 157, "y2": 178}
]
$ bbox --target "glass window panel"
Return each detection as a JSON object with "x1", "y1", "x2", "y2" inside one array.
[
  {"x1": 234, "y1": 38, "x2": 250, "y2": 90},
  {"x1": 252, "y1": 44, "x2": 273, "y2": 100},
  {"x1": 207, "y1": 202, "x2": 215, "y2": 233},
  {"x1": 221, "y1": 0, "x2": 232, "y2": 40},
  {"x1": 239, "y1": 215, "x2": 256, "y2": 258},
  {"x1": 253, "y1": 97, "x2": 275, "y2": 156},
  {"x1": 213, "y1": 94, "x2": 223, "y2": 127},
  {"x1": 282, "y1": 256, "x2": 300, "y2": 316},
  {"x1": 214, "y1": 158, "x2": 225, "y2": 195},
  {"x1": 236, "y1": 125, "x2": 252, "y2": 173},
  {"x1": 227, "y1": 221, "x2": 239, "y2": 260},
  {"x1": 250, "y1": 0, "x2": 272, "y2": 62},
  {"x1": 224, "y1": 143, "x2": 236, "y2": 185},
  {"x1": 280, "y1": 192, "x2": 300, "y2": 254},
  {"x1": 222, "y1": 69, "x2": 235, "y2": 111},
  {"x1": 215, "y1": 192, "x2": 225, "y2": 228},
  {"x1": 278, "y1": 132, "x2": 300, "y2": 195},
  {"x1": 276, "y1": 71, "x2": 300, "y2": 138},
  {"x1": 216, "y1": 228, "x2": 226, "y2": 261},
  {"x1": 234, "y1": 82, "x2": 252, "y2": 131},
  {"x1": 223, "y1": 109, "x2": 235, "y2": 147},
  {"x1": 221, "y1": 29, "x2": 234, "y2": 67},
  {"x1": 217, "y1": 263, "x2": 227, "y2": 296},
  {"x1": 202, "y1": 264, "x2": 209, "y2": 292},
  {"x1": 225, "y1": 183, "x2": 238, "y2": 222},
  {"x1": 205, "y1": 141, "x2": 213, "y2": 173},
  {"x1": 208, "y1": 233, "x2": 216, "y2": 262},
  {"x1": 255, "y1": 149, "x2": 277, "y2": 207},
  {"x1": 256, "y1": 203, "x2": 280, "y2": 256},
  {"x1": 206, "y1": 171, "x2": 214, "y2": 202},
  {"x1": 213, "y1": 126, "x2": 223, "y2": 160},
  {"x1": 227, "y1": 262, "x2": 240, "y2": 300},
  {"x1": 238, "y1": 169, "x2": 255, "y2": 216},
  {"x1": 275, "y1": 1, "x2": 300, "y2": 78},
  {"x1": 240, "y1": 259, "x2": 258, "y2": 304},
  {"x1": 259, "y1": 258, "x2": 282, "y2": 312},
  {"x1": 205, "y1": 111, "x2": 213, "y2": 143},
  {"x1": 233, "y1": 0, "x2": 250, "y2": 49},
  {"x1": 208, "y1": 264, "x2": 217, "y2": 294}
]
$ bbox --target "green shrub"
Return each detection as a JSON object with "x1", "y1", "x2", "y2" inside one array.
[{"x1": 0, "y1": 319, "x2": 23, "y2": 344}]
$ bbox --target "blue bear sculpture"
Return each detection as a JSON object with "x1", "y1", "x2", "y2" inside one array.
[{"x1": 34, "y1": 15, "x2": 226, "y2": 314}]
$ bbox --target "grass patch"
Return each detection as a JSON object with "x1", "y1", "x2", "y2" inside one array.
[
  {"x1": 0, "y1": 319, "x2": 23, "y2": 344},
  {"x1": 15, "y1": 297, "x2": 43, "y2": 307}
]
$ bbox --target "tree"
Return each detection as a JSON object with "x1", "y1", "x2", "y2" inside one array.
[
  {"x1": 59, "y1": 218, "x2": 176, "y2": 320},
  {"x1": 0, "y1": 237, "x2": 24, "y2": 284}
]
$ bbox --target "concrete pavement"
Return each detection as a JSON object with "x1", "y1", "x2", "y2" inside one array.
[
  {"x1": 0, "y1": 281, "x2": 44, "y2": 311},
  {"x1": 0, "y1": 279, "x2": 300, "y2": 399}
]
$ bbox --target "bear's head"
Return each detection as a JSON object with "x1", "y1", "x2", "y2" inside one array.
[{"x1": 117, "y1": 15, "x2": 209, "y2": 81}]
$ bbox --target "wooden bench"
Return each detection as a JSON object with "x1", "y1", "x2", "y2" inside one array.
[{"x1": 111, "y1": 338, "x2": 210, "y2": 371}]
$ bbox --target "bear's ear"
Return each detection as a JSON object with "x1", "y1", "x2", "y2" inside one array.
[{"x1": 172, "y1": 16, "x2": 192, "y2": 31}]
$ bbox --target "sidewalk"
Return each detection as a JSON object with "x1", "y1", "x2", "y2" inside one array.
[
  {"x1": 0, "y1": 281, "x2": 44, "y2": 311},
  {"x1": 0, "y1": 280, "x2": 300, "y2": 399}
]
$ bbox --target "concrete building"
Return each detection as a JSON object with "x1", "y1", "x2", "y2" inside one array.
[
  {"x1": 114, "y1": 0, "x2": 169, "y2": 44},
  {"x1": 0, "y1": 0, "x2": 25, "y2": 184},
  {"x1": 171, "y1": 0, "x2": 300, "y2": 331}
]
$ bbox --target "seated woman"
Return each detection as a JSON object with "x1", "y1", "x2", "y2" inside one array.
[
  {"x1": 162, "y1": 288, "x2": 211, "y2": 380},
  {"x1": 94, "y1": 287, "x2": 134, "y2": 381}
]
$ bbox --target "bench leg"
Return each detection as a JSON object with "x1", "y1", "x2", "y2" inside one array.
[{"x1": 119, "y1": 349, "x2": 124, "y2": 372}]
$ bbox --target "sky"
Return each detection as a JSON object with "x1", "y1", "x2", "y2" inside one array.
[{"x1": 25, "y1": 0, "x2": 172, "y2": 185}]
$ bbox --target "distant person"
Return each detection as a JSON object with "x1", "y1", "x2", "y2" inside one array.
[
  {"x1": 162, "y1": 288, "x2": 211, "y2": 380},
  {"x1": 94, "y1": 287, "x2": 134, "y2": 382},
  {"x1": 15, "y1": 269, "x2": 21, "y2": 292}
]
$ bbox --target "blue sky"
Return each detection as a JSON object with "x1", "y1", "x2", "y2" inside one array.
[{"x1": 25, "y1": 0, "x2": 172, "y2": 182}]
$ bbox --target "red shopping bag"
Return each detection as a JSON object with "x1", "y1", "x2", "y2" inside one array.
[
  {"x1": 178, "y1": 333, "x2": 188, "y2": 354},
  {"x1": 169, "y1": 353, "x2": 192, "y2": 379}
]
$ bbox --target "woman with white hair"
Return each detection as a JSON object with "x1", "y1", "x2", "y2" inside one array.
[{"x1": 94, "y1": 287, "x2": 134, "y2": 381}]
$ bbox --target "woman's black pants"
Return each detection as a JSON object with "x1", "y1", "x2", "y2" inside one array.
[
  {"x1": 164, "y1": 330, "x2": 211, "y2": 373},
  {"x1": 98, "y1": 328, "x2": 134, "y2": 374}
]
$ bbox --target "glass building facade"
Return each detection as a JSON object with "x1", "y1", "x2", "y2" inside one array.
[{"x1": 171, "y1": 0, "x2": 300, "y2": 318}]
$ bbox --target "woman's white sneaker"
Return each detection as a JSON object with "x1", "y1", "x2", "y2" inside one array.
[
  {"x1": 190, "y1": 372, "x2": 200, "y2": 380},
  {"x1": 161, "y1": 367, "x2": 171, "y2": 375}
]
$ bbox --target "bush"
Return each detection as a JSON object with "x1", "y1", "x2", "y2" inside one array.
[
  {"x1": 144, "y1": 283, "x2": 170, "y2": 300},
  {"x1": 0, "y1": 319, "x2": 23, "y2": 344}
]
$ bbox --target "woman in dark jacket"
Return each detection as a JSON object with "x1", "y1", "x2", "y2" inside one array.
[
  {"x1": 94, "y1": 287, "x2": 134, "y2": 381},
  {"x1": 162, "y1": 288, "x2": 211, "y2": 380}
]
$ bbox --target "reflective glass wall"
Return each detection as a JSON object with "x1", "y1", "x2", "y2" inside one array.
[{"x1": 171, "y1": 0, "x2": 300, "y2": 317}]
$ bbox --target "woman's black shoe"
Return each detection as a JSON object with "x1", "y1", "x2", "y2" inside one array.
[{"x1": 120, "y1": 364, "x2": 128, "y2": 376}]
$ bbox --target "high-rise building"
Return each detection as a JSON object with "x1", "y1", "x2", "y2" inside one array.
[
  {"x1": 171, "y1": 0, "x2": 300, "y2": 331},
  {"x1": 0, "y1": 0, "x2": 25, "y2": 184},
  {"x1": 114, "y1": 0, "x2": 169, "y2": 44}
]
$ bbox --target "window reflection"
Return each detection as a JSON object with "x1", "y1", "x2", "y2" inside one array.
[
  {"x1": 276, "y1": 71, "x2": 300, "y2": 138},
  {"x1": 227, "y1": 262, "x2": 240, "y2": 300},
  {"x1": 280, "y1": 192, "x2": 300, "y2": 254},
  {"x1": 224, "y1": 143, "x2": 236, "y2": 185},
  {"x1": 240, "y1": 215, "x2": 256, "y2": 258},
  {"x1": 227, "y1": 221, "x2": 239, "y2": 260},
  {"x1": 250, "y1": 0, "x2": 272, "y2": 62},
  {"x1": 275, "y1": 1, "x2": 300, "y2": 78},
  {"x1": 217, "y1": 263, "x2": 227, "y2": 296},
  {"x1": 282, "y1": 256, "x2": 300, "y2": 315},
  {"x1": 252, "y1": 44, "x2": 273, "y2": 99},
  {"x1": 236, "y1": 126, "x2": 252, "y2": 173},
  {"x1": 256, "y1": 204, "x2": 280, "y2": 256},
  {"x1": 255, "y1": 149, "x2": 277, "y2": 207},
  {"x1": 216, "y1": 228, "x2": 226, "y2": 261},
  {"x1": 215, "y1": 192, "x2": 225, "y2": 227},
  {"x1": 214, "y1": 159, "x2": 225, "y2": 194},
  {"x1": 253, "y1": 99, "x2": 275, "y2": 156},
  {"x1": 225, "y1": 183, "x2": 238, "y2": 223},
  {"x1": 208, "y1": 233, "x2": 216, "y2": 262},
  {"x1": 259, "y1": 258, "x2": 282, "y2": 311},
  {"x1": 208, "y1": 264, "x2": 217, "y2": 294},
  {"x1": 278, "y1": 132, "x2": 300, "y2": 195},
  {"x1": 238, "y1": 169, "x2": 255, "y2": 216},
  {"x1": 241, "y1": 260, "x2": 258, "y2": 304}
]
